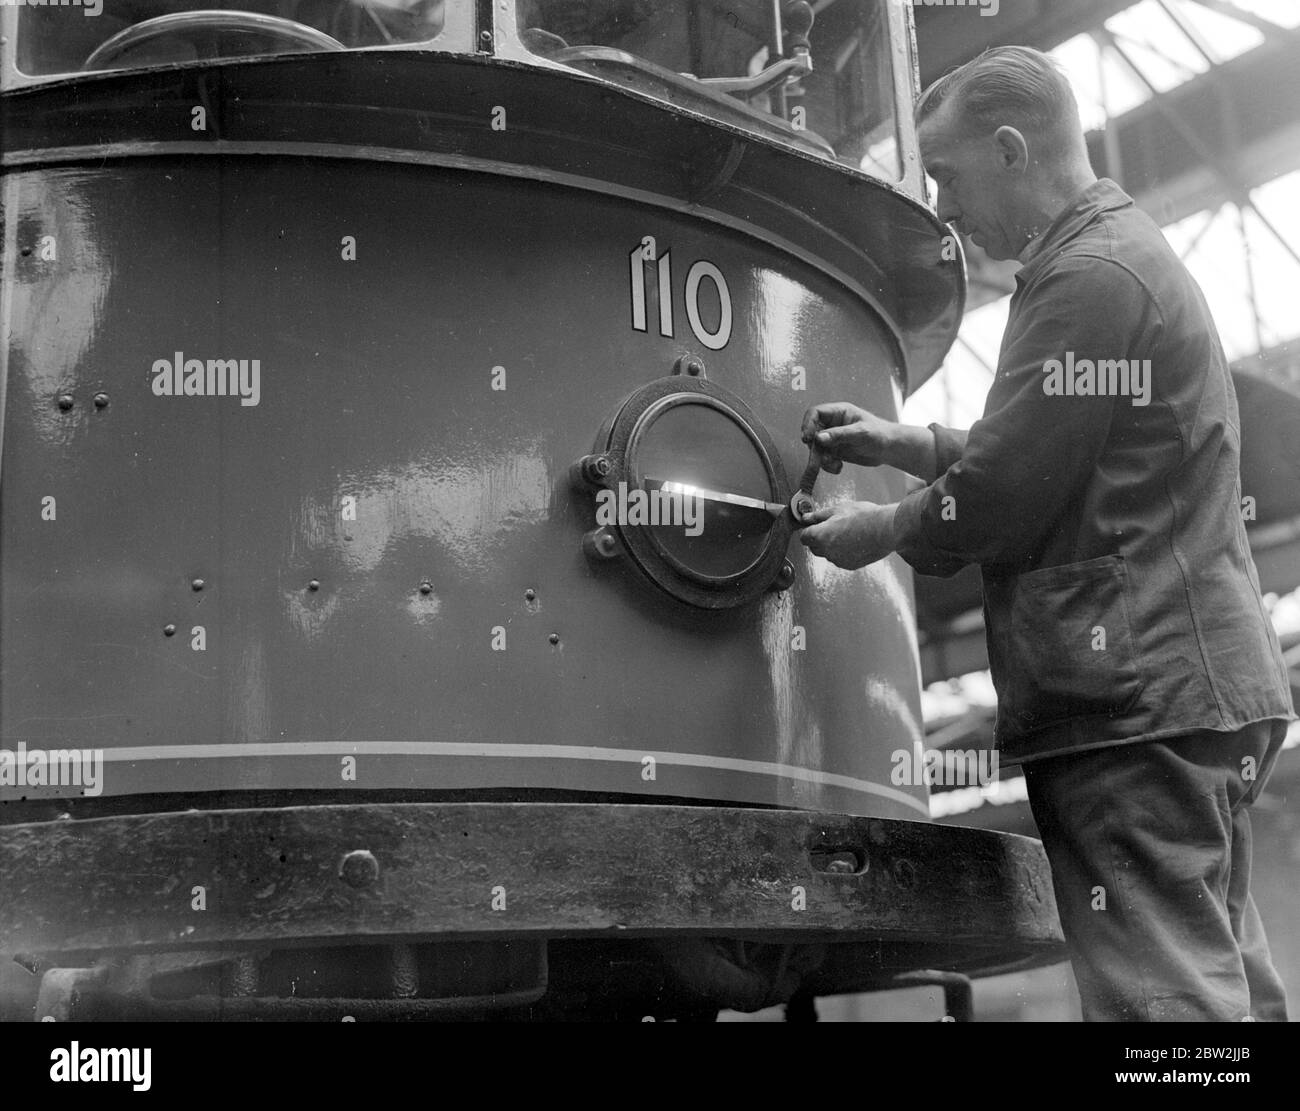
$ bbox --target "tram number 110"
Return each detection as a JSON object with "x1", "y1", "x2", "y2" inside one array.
[{"x1": 629, "y1": 238, "x2": 732, "y2": 351}]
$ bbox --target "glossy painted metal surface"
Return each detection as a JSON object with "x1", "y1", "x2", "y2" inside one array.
[
  {"x1": 1, "y1": 143, "x2": 928, "y2": 818},
  {"x1": 0, "y1": 51, "x2": 964, "y2": 389}
]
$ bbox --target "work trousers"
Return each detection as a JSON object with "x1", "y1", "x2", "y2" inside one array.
[{"x1": 1022, "y1": 719, "x2": 1289, "y2": 1021}]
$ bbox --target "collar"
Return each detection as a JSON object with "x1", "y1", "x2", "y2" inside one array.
[
  {"x1": 1014, "y1": 178, "x2": 1133, "y2": 288},
  {"x1": 1017, "y1": 228, "x2": 1049, "y2": 266}
]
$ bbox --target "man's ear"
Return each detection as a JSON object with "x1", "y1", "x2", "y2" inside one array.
[{"x1": 993, "y1": 125, "x2": 1030, "y2": 173}]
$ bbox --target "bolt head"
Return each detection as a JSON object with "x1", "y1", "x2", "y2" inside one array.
[
  {"x1": 583, "y1": 527, "x2": 622, "y2": 562},
  {"x1": 579, "y1": 454, "x2": 612, "y2": 483},
  {"x1": 339, "y1": 850, "x2": 380, "y2": 889}
]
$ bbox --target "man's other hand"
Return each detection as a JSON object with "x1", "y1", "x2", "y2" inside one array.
[{"x1": 798, "y1": 501, "x2": 899, "y2": 569}]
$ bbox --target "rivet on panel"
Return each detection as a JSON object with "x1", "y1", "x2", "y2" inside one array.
[
  {"x1": 93, "y1": 393, "x2": 110, "y2": 409},
  {"x1": 307, "y1": 579, "x2": 321, "y2": 592},
  {"x1": 418, "y1": 581, "x2": 433, "y2": 595},
  {"x1": 191, "y1": 578, "x2": 205, "y2": 592},
  {"x1": 524, "y1": 589, "x2": 536, "y2": 602},
  {"x1": 672, "y1": 354, "x2": 707, "y2": 378},
  {"x1": 163, "y1": 624, "x2": 177, "y2": 637},
  {"x1": 582, "y1": 527, "x2": 621, "y2": 561},
  {"x1": 339, "y1": 849, "x2": 380, "y2": 889},
  {"x1": 56, "y1": 394, "x2": 74, "y2": 411},
  {"x1": 548, "y1": 633, "x2": 560, "y2": 646}
]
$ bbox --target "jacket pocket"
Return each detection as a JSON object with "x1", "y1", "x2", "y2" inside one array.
[{"x1": 990, "y1": 554, "x2": 1147, "y2": 736}]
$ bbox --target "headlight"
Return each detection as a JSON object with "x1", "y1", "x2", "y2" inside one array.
[{"x1": 572, "y1": 364, "x2": 796, "y2": 609}]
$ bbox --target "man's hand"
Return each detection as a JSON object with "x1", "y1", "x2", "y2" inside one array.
[
  {"x1": 800, "y1": 403, "x2": 939, "y2": 482},
  {"x1": 800, "y1": 403, "x2": 898, "y2": 473},
  {"x1": 798, "y1": 501, "x2": 899, "y2": 570}
]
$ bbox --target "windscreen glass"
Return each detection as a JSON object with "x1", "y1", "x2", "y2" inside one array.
[
  {"x1": 17, "y1": 1, "x2": 445, "y2": 76},
  {"x1": 516, "y1": 0, "x2": 901, "y2": 179},
  {"x1": 17, "y1": 1, "x2": 901, "y2": 181}
]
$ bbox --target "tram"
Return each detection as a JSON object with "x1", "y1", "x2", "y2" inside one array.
[{"x1": 0, "y1": 0, "x2": 1061, "y2": 1020}]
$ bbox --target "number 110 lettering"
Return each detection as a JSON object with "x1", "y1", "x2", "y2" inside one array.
[{"x1": 629, "y1": 244, "x2": 732, "y2": 351}]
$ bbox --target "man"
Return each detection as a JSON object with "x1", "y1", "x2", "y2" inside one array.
[{"x1": 799, "y1": 46, "x2": 1295, "y2": 1021}]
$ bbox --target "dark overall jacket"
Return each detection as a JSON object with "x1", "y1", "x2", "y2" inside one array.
[{"x1": 893, "y1": 179, "x2": 1295, "y2": 765}]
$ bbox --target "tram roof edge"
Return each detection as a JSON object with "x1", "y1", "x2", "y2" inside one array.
[{"x1": 0, "y1": 50, "x2": 965, "y2": 393}]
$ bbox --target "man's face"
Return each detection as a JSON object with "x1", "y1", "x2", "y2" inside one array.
[{"x1": 918, "y1": 103, "x2": 1024, "y2": 262}]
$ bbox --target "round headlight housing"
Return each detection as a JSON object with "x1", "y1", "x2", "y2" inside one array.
[{"x1": 576, "y1": 371, "x2": 795, "y2": 609}]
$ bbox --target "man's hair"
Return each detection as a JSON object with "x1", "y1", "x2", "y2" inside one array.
[{"x1": 916, "y1": 46, "x2": 1083, "y2": 147}]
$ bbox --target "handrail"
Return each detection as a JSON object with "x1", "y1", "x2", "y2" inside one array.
[{"x1": 550, "y1": 46, "x2": 836, "y2": 159}]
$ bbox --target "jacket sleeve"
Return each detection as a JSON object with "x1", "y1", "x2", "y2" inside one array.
[
  {"x1": 930, "y1": 423, "x2": 968, "y2": 474},
  {"x1": 893, "y1": 255, "x2": 1149, "y2": 577}
]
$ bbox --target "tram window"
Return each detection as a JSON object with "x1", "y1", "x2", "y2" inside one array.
[
  {"x1": 16, "y1": 1, "x2": 446, "y2": 76},
  {"x1": 517, "y1": 0, "x2": 902, "y2": 181}
]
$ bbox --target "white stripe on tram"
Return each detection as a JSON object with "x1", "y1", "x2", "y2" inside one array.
[{"x1": 93, "y1": 741, "x2": 929, "y2": 815}]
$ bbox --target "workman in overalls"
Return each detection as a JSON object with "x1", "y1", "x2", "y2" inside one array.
[{"x1": 800, "y1": 45, "x2": 1295, "y2": 1021}]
